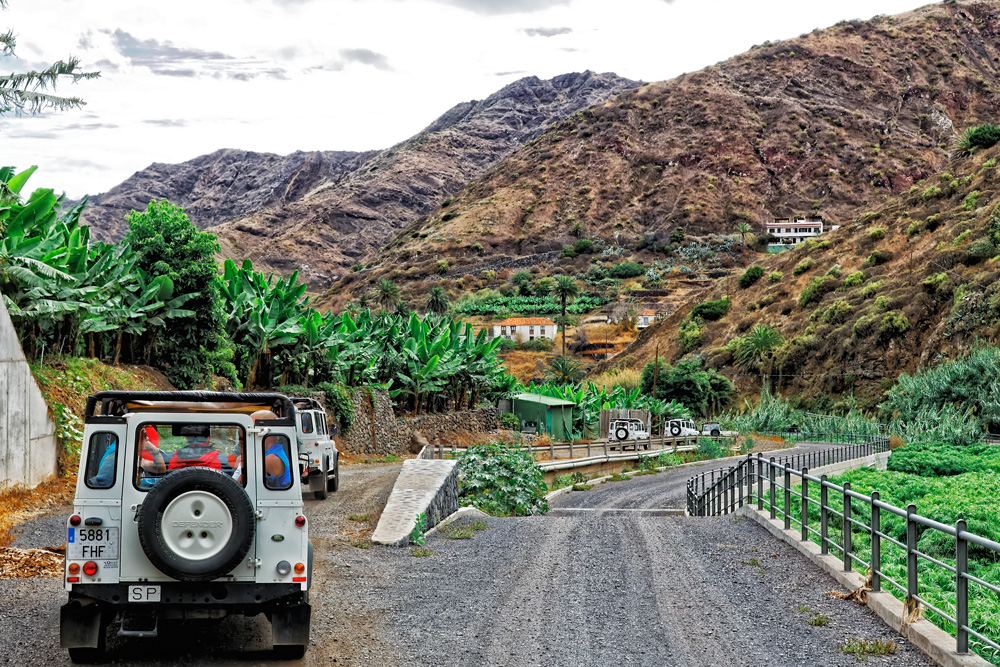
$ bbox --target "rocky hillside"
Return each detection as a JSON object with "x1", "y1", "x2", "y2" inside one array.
[
  {"x1": 82, "y1": 71, "x2": 638, "y2": 283},
  {"x1": 610, "y1": 141, "x2": 1000, "y2": 410},
  {"x1": 358, "y1": 1, "x2": 1000, "y2": 295}
]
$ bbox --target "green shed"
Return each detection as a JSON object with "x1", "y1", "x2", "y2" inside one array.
[{"x1": 512, "y1": 393, "x2": 576, "y2": 441}]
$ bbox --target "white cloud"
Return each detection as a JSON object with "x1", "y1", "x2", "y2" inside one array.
[{"x1": 0, "y1": 0, "x2": 923, "y2": 198}]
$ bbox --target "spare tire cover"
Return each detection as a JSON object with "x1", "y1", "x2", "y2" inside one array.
[
  {"x1": 138, "y1": 467, "x2": 255, "y2": 582},
  {"x1": 615, "y1": 427, "x2": 629, "y2": 441},
  {"x1": 670, "y1": 423, "x2": 682, "y2": 436}
]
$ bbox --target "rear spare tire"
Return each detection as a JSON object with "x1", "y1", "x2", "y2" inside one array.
[
  {"x1": 669, "y1": 423, "x2": 682, "y2": 437},
  {"x1": 138, "y1": 467, "x2": 254, "y2": 582},
  {"x1": 615, "y1": 427, "x2": 629, "y2": 441}
]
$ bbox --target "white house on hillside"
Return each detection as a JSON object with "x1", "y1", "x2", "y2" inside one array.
[
  {"x1": 493, "y1": 317, "x2": 557, "y2": 343},
  {"x1": 766, "y1": 215, "x2": 840, "y2": 251},
  {"x1": 636, "y1": 309, "x2": 657, "y2": 329}
]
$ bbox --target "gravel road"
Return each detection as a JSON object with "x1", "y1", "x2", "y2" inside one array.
[{"x1": 0, "y1": 450, "x2": 932, "y2": 666}]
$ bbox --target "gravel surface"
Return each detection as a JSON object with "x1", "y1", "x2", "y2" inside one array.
[{"x1": 0, "y1": 450, "x2": 933, "y2": 666}]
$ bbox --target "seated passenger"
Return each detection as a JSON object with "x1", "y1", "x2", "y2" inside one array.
[
  {"x1": 137, "y1": 426, "x2": 167, "y2": 488},
  {"x1": 251, "y1": 410, "x2": 292, "y2": 489},
  {"x1": 168, "y1": 426, "x2": 226, "y2": 470}
]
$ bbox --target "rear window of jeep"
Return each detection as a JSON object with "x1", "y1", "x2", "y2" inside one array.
[{"x1": 132, "y1": 423, "x2": 247, "y2": 491}]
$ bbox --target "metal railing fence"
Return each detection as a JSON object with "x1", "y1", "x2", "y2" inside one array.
[{"x1": 687, "y1": 443, "x2": 1000, "y2": 661}]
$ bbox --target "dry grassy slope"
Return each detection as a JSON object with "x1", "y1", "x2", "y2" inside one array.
[
  {"x1": 362, "y1": 1, "x2": 1000, "y2": 293},
  {"x1": 611, "y1": 143, "x2": 1000, "y2": 408}
]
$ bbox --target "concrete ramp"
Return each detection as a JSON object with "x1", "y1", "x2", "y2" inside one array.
[
  {"x1": 0, "y1": 297, "x2": 57, "y2": 488},
  {"x1": 372, "y1": 459, "x2": 458, "y2": 547}
]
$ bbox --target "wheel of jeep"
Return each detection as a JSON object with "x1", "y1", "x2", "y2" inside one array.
[
  {"x1": 310, "y1": 460, "x2": 328, "y2": 500},
  {"x1": 327, "y1": 456, "x2": 339, "y2": 492},
  {"x1": 138, "y1": 467, "x2": 254, "y2": 582},
  {"x1": 710, "y1": 428, "x2": 721, "y2": 437},
  {"x1": 614, "y1": 427, "x2": 629, "y2": 441},
  {"x1": 669, "y1": 423, "x2": 682, "y2": 437}
]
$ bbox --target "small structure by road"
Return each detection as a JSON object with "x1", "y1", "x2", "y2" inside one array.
[{"x1": 512, "y1": 393, "x2": 575, "y2": 440}]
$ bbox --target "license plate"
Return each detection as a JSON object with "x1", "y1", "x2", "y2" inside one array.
[
  {"x1": 67, "y1": 527, "x2": 119, "y2": 560},
  {"x1": 128, "y1": 585, "x2": 161, "y2": 602}
]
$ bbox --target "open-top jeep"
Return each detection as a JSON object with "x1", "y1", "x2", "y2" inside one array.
[
  {"x1": 608, "y1": 418, "x2": 651, "y2": 450},
  {"x1": 61, "y1": 391, "x2": 313, "y2": 663},
  {"x1": 290, "y1": 396, "x2": 339, "y2": 500}
]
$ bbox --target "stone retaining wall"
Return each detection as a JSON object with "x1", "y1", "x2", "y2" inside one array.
[
  {"x1": 334, "y1": 388, "x2": 498, "y2": 456},
  {"x1": 371, "y1": 459, "x2": 459, "y2": 547}
]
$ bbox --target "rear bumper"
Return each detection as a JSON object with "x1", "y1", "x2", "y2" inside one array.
[{"x1": 68, "y1": 581, "x2": 306, "y2": 608}]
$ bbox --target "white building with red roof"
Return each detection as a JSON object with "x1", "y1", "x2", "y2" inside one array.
[
  {"x1": 492, "y1": 317, "x2": 558, "y2": 343},
  {"x1": 636, "y1": 309, "x2": 658, "y2": 329}
]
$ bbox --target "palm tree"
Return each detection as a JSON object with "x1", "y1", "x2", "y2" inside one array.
[
  {"x1": 552, "y1": 275, "x2": 580, "y2": 357},
  {"x1": 734, "y1": 221, "x2": 754, "y2": 247},
  {"x1": 425, "y1": 286, "x2": 449, "y2": 315},
  {"x1": 374, "y1": 279, "x2": 400, "y2": 310},
  {"x1": 544, "y1": 355, "x2": 586, "y2": 384},
  {"x1": 733, "y1": 325, "x2": 783, "y2": 391}
]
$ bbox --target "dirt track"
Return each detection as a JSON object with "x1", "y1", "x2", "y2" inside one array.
[{"x1": 1, "y1": 454, "x2": 931, "y2": 666}]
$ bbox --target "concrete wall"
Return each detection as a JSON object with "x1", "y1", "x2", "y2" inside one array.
[{"x1": 0, "y1": 298, "x2": 58, "y2": 488}]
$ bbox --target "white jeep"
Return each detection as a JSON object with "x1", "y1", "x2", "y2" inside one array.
[
  {"x1": 609, "y1": 418, "x2": 651, "y2": 450},
  {"x1": 60, "y1": 391, "x2": 312, "y2": 663},
  {"x1": 667, "y1": 418, "x2": 700, "y2": 438},
  {"x1": 290, "y1": 396, "x2": 339, "y2": 500}
]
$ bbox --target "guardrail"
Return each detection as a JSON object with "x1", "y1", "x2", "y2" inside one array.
[
  {"x1": 687, "y1": 437, "x2": 1000, "y2": 661},
  {"x1": 431, "y1": 435, "x2": 706, "y2": 462}
]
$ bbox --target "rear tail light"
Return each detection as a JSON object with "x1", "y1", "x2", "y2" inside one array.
[
  {"x1": 276, "y1": 561, "x2": 291, "y2": 576},
  {"x1": 68, "y1": 563, "x2": 80, "y2": 574},
  {"x1": 294, "y1": 516, "x2": 306, "y2": 528},
  {"x1": 294, "y1": 562, "x2": 305, "y2": 574},
  {"x1": 69, "y1": 515, "x2": 81, "y2": 527},
  {"x1": 82, "y1": 561, "x2": 98, "y2": 576}
]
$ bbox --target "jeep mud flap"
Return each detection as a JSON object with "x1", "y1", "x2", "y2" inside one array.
[
  {"x1": 60, "y1": 601, "x2": 102, "y2": 648},
  {"x1": 270, "y1": 603, "x2": 310, "y2": 645}
]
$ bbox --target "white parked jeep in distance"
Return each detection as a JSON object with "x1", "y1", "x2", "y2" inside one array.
[
  {"x1": 61, "y1": 391, "x2": 312, "y2": 663},
  {"x1": 609, "y1": 418, "x2": 651, "y2": 450},
  {"x1": 290, "y1": 396, "x2": 339, "y2": 500}
]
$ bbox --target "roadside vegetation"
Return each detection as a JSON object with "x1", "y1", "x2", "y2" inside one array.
[{"x1": 456, "y1": 442, "x2": 549, "y2": 516}]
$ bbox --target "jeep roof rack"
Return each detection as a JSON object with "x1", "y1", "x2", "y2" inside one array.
[
  {"x1": 289, "y1": 396, "x2": 324, "y2": 411},
  {"x1": 85, "y1": 391, "x2": 296, "y2": 422}
]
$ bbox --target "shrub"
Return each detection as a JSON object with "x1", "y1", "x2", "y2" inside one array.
[
  {"x1": 875, "y1": 295, "x2": 893, "y2": 311},
  {"x1": 792, "y1": 258, "x2": 813, "y2": 275},
  {"x1": 560, "y1": 246, "x2": 578, "y2": 258},
  {"x1": 842, "y1": 271, "x2": 865, "y2": 288},
  {"x1": 696, "y1": 437, "x2": 725, "y2": 460},
  {"x1": 573, "y1": 238, "x2": 596, "y2": 254},
  {"x1": 877, "y1": 311, "x2": 909, "y2": 341},
  {"x1": 436, "y1": 260, "x2": 449, "y2": 274},
  {"x1": 925, "y1": 214, "x2": 943, "y2": 231},
  {"x1": 864, "y1": 250, "x2": 891, "y2": 267},
  {"x1": 640, "y1": 359, "x2": 734, "y2": 417},
  {"x1": 821, "y1": 300, "x2": 853, "y2": 324},
  {"x1": 456, "y1": 443, "x2": 548, "y2": 516},
  {"x1": 967, "y1": 236, "x2": 997, "y2": 259},
  {"x1": 922, "y1": 272, "x2": 948, "y2": 293},
  {"x1": 956, "y1": 124, "x2": 1000, "y2": 153},
  {"x1": 690, "y1": 296, "x2": 731, "y2": 321},
  {"x1": 853, "y1": 314, "x2": 878, "y2": 337},
  {"x1": 953, "y1": 229, "x2": 973, "y2": 247},
  {"x1": 799, "y1": 276, "x2": 835, "y2": 307},
  {"x1": 963, "y1": 190, "x2": 981, "y2": 211},
  {"x1": 520, "y1": 338, "x2": 553, "y2": 352},
  {"x1": 887, "y1": 442, "x2": 1000, "y2": 476},
  {"x1": 608, "y1": 262, "x2": 645, "y2": 279},
  {"x1": 860, "y1": 280, "x2": 883, "y2": 299},
  {"x1": 738, "y1": 265, "x2": 765, "y2": 288},
  {"x1": 907, "y1": 221, "x2": 922, "y2": 237},
  {"x1": 768, "y1": 271, "x2": 783, "y2": 283},
  {"x1": 868, "y1": 227, "x2": 885, "y2": 240},
  {"x1": 499, "y1": 413, "x2": 519, "y2": 430},
  {"x1": 678, "y1": 318, "x2": 703, "y2": 352},
  {"x1": 670, "y1": 227, "x2": 685, "y2": 243},
  {"x1": 921, "y1": 185, "x2": 943, "y2": 201}
]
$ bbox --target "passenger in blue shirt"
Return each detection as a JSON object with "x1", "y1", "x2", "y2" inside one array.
[
  {"x1": 88, "y1": 439, "x2": 118, "y2": 488},
  {"x1": 251, "y1": 410, "x2": 292, "y2": 489}
]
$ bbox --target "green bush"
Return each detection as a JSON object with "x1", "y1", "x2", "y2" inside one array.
[
  {"x1": 670, "y1": 227, "x2": 685, "y2": 244},
  {"x1": 678, "y1": 318, "x2": 703, "y2": 352},
  {"x1": 877, "y1": 311, "x2": 909, "y2": 341},
  {"x1": 799, "y1": 276, "x2": 836, "y2": 307},
  {"x1": 793, "y1": 258, "x2": 813, "y2": 275},
  {"x1": 868, "y1": 227, "x2": 885, "y2": 241},
  {"x1": 560, "y1": 246, "x2": 578, "y2": 258},
  {"x1": 874, "y1": 296, "x2": 891, "y2": 311},
  {"x1": 967, "y1": 236, "x2": 997, "y2": 259},
  {"x1": 921, "y1": 185, "x2": 943, "y2": 201},
  {"x1": 888, "y1": 442, "x2": 1000, "y2": 476},
  {"x1": 864, "y1": 250, "x2": 891, "y2": 267},
  {"x1": 925, "y1": 214, "x2": 943, "y2": 231},
  {"x1": 922, "y1": 272, "x2": 948, "y2": 294},
  {"x1": 907, "y1": 221, "x2": 922, "y2": 237},
  {"x1": 499, "y1": 413, "x2": 520, "y2": 430},
  {"x1": 520, "y1": 338, "x2": 553, "y2": 352},
  {"x1": 696, "y1": 437, "x2": 725, "y2": 460},
  {"x1": 738, "y1": 265, "x2": 765, "y2": 288},
  {"x1": 821, "y1": 300, "x2": 853, "y2": 324},
  {"x1": 436, "y1": 260, "x2": 449, "y2": 274},
  {"x1": 457, "y1": 443, "x2": 548, "y2": 516},
  {"x1": 573, "y1": 238, "x2": 596, "y2": 254},
  {"x1": 963, "y1": 190, "x2": 981, "y2": 211},
  {"x1": 315, "y1": 382, "x2": 355, "y2": 433},
  {"x1": 640, "y1": 358, "x2": 734, "y2": 417},
  {"x1": 842, "y1": 271, "x2": 865, "y2": 288},
  {"x1": 768, "y1": 271, "x2": 783, "y2": 283},
  {"x1": 956, "y1": 124, "x2": 1000, "y2": 153},
  {"x1": 860, "y1": 280, "x2": 883, "y2": 299},
  {"x1": 853, "y1": 314, "x2": 878, "y2": 337},
  {"x1": 690, "y1": 296, "x2": 731, "y2": 321},
  {"x1": 608, "y1": 262, "x2": 645, "y2": 279}
]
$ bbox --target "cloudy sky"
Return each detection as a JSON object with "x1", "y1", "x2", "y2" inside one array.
[{"x1": 2, "y1": 0, "x2": 923, "y2": 199}]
